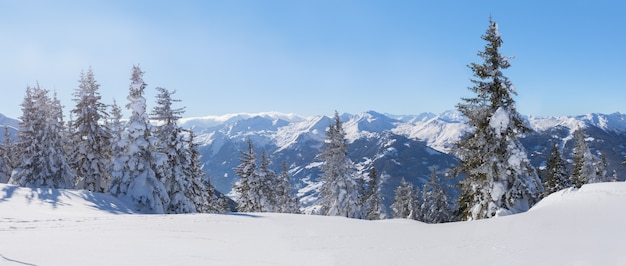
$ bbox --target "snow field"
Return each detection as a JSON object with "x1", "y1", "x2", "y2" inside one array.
[{"x1": 1, "y1": 182, "x2": 626, "y2": 265}]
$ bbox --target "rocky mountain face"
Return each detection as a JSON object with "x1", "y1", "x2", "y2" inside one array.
[{"x1": 181, "y1": 111, "x2": 626, "y2": 212}]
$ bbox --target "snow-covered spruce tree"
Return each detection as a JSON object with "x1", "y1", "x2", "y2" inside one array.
[
  {"x1": 10, "y1": 86, "x2": 38, "y2": 186},
  {"x1": 187, "y1": 130, "x2": 216, "y2": 213},
  {"x1": 390, "y1": 177, "x2": 418, "y2": 219},
  {"x1": 592, "y1": 153, "x2": 609, "y2": 183},
  {"x1": 216, "y1": 193, "x2": 232, "y2": 213},
  {"x1": 108, "y1": 66, "x2": 169, "y2": 213},
  {"x1": 454, "y1": 18, "x2": 542, "y2": 220},
  {"x1": 363, "y1": 167, "x2": 386, "y2": 220},
  {"x1": 233, "y1": 139, "x2": 259, "y2": 212},
  {"x1": 316, "y1": 111, "x2": 362, "y2": 218},
  {"x1": 108, "y1": 100, "x2": 127, "y2": 192},
  {"x1": 421, "y1": 167, "x2": 453, "y2": 224},
  {"x1": 151, "y1": 87, "x2": 197, "y2": 214},
  {"x1": 253, "y1": 150, "x2": 277, "y2": 212},
  {"x1": 71, "y1": 68, "x2": 112, "y2": 192},
  {"x1": 571, "y1": 129, "x2": 594, "y2": 188},
  {"x1": 3, "y1": 127, "x2": 16, "y2": 170},
  {"x1": 542, "y1": 144, "x2": 571, "y2": 196},
  {"x1": 198, "y1": 178, "x2": 216, "y2": 213},
  {"x1": 276, "y1": 161, "x2": 300, "y2": 214},
  {"x1": 10, "y1": 85, "x2": 74, "y2": 188},
  {"x1": 0, "y1": 127, "x2": 14, "y2": 183},
  {"x1": 51, "y1": 91, "x2": 75, "y2": 187}
]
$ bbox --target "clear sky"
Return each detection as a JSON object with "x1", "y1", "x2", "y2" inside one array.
[{"x1": 0, "y1": 0, "x2": 624, "y2": 119}]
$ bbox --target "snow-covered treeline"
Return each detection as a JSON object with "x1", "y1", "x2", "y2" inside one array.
[{"x1": 0, "y1": 66, "x2": 223, "y2": 214}]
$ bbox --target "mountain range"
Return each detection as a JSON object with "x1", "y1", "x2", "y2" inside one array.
[
  {"x1": 179, "y1": 110, "x2": 626, "y2": 213},
  {"x1": 3, "y1": 110, "x2": 626, "y2": 213}
]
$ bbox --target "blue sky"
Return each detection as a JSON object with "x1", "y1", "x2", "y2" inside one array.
[{"x1": 0, "y1": 1, "x2": 625, "y2": 119}]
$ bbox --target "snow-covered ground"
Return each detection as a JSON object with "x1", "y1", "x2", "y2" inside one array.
[{"x1": 1, "y1": 183, "x2": 625, "y2": 265}]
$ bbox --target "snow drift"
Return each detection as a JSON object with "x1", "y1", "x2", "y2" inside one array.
[{"x1": 1, "y1": 182, "x2": 625, "y2": 265}]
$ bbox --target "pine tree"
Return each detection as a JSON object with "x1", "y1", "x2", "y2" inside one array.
[
  {"x1": 363, "y1": 167, "x2": 386, "y2": 220},
  {"x1": 187, "y1": 130, "x2": 215, "y2": 213},
  {"x1": 276, "y1": 161, "x2": 300, "y2": 214},
  {"x1": 151, "y1": 87, "x2": 196, "y2": 214},
  {"x1": 198, "y1": 178, "x2": 216, "y2": 213},
  {"x1": 233, "y1": 139, "x2": 259, "y2": 212},
  {"x1": 10, "y1": 85, "x2": 74, "y2": 188},
  {"x1": 571, "y1": 129, "x2": 594, "y2": 188},
  {"x1": 421, "y1": 167, "x2": 453, "y2": 223},
  {"x1": 50, "y1": 91, "x2": 75, "y2": 188},
  {"x1": 0, "y1": 127, "x2": 13, "y2": 183},
  {"x1": 316, "y1": 111, "x2": 362, "y2": 218},
  {"x1": 592, "y1": 153, "x2": 609, "y2": 183},
  {"x1": 542, "y1": 144, "x2": 571, "y2": 195},
  {"x1": 108, "y1": 100, "x2": 127, "y2": 193},
  {"x1": 3, "y1": 127, "x2": 15, "y2": 171},
  {"x1": 390, "y1": 177, "x2": 417, "y2": 219},
  {"x1": 255, "y1": 150, "x2": 278, "y2": 212},
  {"x1": 71, "y1": 67, "x2": 112, "y2": 192},
  {"x1": 109, "y1": 66, "x2": 169, "y2": 213},
  {"x1": 454, "y1": 18, "x2": 542, "y2": 220},
  {"x1": 216, "y1": 193, "x2": 231, "y2": 213}
]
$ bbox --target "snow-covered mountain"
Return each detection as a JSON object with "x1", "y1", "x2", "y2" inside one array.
[
  {"x1": 183, "y1": 110, "x2": 626, "y2": 213},
  {"x1": 0, "y1": 113, "x2": 19, "y2": 143},
  {"x1": 2, "y1": 110, "x2": 626, "y2": 213},
  {"x1": 2, "y1": 182, "x2": 626, "y2": 265}
]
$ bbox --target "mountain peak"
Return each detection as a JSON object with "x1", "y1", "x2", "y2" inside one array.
[{"x1": 179, "y1": 112, "x2": 309, "y2": 131}]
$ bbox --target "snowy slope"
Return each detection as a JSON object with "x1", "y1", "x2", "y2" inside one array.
[{"x1": 2, "y1": 182, "x2": 626, "y2": 265}]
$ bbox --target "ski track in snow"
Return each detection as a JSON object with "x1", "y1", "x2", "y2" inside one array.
[{"x1": 1, "y1": 182, "x2": 626, "y2": 265}]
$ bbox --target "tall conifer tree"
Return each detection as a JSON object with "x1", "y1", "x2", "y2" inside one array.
[
  {"x1": 151, "y1": 87, "x2": 196, "y2": 214},
  {"x1": 390, "y1": 177, "x2": 417, "y2": 219},
  {"x1": 71, "y1": 67, "x2": 112, "y2": 192},
  {"x1": 316, "y1": 111, "x2": 361, "y2": 218},
  {"x1": 109, "y1": 66, "x2": 169, "y2": 213},
  {"x1": 542, "y1": 144, "x2": 571, "y2": 195},
  {"x1": 187, "y1": 130, "x2": 216, "y2": 213},
  {"x1": 571, "y1": 129, "x2": 594, "y2": 188},
  {"x1": 256, "y1": 150, "x2": 278, "y2": 212},
  {"x1": 233, "y1": 139, "x2": 259, "y2": 212},
  {"x1": 10, "y1": 85, "x2": 73, "y2": 188},
  {"x1": 421, "y1": 167, "x2": 453, "y2": 223},
  {"x1": 0, "y1": 127, "x2": 14, "y2": 183},
  {"x1": 363, "y1": 167, "x2": 386, "y2": 220},
  {"x1": 455, "y1": 18, "x2": 542, "y2": 220},
  {"x1": 276, "y1": 161, "x2": 300, "y2": 214}
]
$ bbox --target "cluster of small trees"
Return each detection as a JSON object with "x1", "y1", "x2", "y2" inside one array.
[
  {"x1": 231, "y1": 111, "x2": 388, "y2": 219},
  {"x1": 308, "y1": 111, "x2": 452, "y2": 223},
  {"x1": 233, "y1": 139, "x2": 300, "y2": 213},
  {"x1": 390, "y1": 168, "x2": 454, "y2": 224},
  {"x1": 541, "y1": 129, "x2": 615, "y2": 196},
  {"x1": 315, "y1": 112, "x2": 386, "y2": 220},
  {"x1": 0, "y1": 66, "x2": 223, "y2": 214}
]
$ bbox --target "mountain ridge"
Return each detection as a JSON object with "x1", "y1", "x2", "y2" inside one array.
[
  {"x1": 2, "y1": 110, "x2": 626, "y2": 214},
  {"x1": 178, "y1": 110, "x2": 626, "y2": 214}
]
